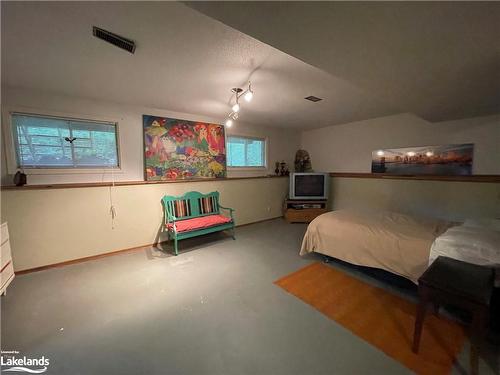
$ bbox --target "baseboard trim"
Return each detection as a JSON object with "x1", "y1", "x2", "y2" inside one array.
[
  {"x1": 15, "y1": 216, "x2": 283, "y2": 275},
  {"x1": 14, "y1": 243, "x2": 157, "y2": 275}
]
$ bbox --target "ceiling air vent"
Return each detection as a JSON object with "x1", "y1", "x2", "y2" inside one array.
[
  {"x1": 93, "y1": 26, "x2": 136, "y2": 54},
  {"x1": 305, "y1": 96, "x2": 322, "y2": 102}
]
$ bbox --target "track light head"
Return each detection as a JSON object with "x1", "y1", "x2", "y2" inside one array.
[
  {"x1": 244, "y1": 82, "x2": 253, "y2": 102},
  {"x1": 244, "y1": 90, "x2": 253, "y2": 102}
]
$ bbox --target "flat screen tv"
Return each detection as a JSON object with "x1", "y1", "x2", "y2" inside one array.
[{"x1": 289, "y1": 172, "x2": 329, "y2": 200}]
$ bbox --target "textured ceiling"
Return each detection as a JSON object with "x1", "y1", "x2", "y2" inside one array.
[
  {"x1": 3, "y1": 2, "x2": 498, "y2": 130},
  {"x1": 186, "y1": 1, "x2": 500, "y2": 122},
  {"x1": 1, "y1": 1, "x2": 398, "y2": 129}
]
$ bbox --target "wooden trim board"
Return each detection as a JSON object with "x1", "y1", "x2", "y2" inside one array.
[
  {"x1": 2, "y1": 173, "x2": 497, "y2": 191},
  {"x1": 14, "y1": 216, "x2": 283, "y2": 275},
  {"x1": 1, "y1": 175, "x2": 286, "y2": 191},
  {"x1": 330, "y1": 172, "x2": 500, "y2": 183}
]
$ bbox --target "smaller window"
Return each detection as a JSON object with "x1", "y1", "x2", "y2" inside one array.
[
  {"x1": 227, "y1": 136, "x2": 266, "y2": 168},
  {"x1": 11, "y1": 113, "x2": 119, "y2": 169}
]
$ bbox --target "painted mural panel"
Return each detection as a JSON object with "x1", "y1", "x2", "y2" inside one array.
[
  {"x1": 371, "y1": 144, "x2": 473, "y2": 175},
  {"x1": 143, "y1": 115, "x2": 226, "y2": 180}
]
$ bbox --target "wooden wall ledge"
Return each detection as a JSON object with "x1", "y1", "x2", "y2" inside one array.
[
  {"x1": 1, "y1": 175, "x2": 287, "y2": 191},
  {"x1": 1, "y1": 173, "x2": 498, "y2": 191},
  {"x1": 330, "y1": 172, "x2": 500, "y2": 183}
]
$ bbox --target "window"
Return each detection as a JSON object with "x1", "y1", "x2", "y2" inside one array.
[
  {"x1": 227, "y1": 136, "x2": 266, "y2": 168},
  {"x1": 11, "y1": 113, "x2": 119, "y2": 169}
]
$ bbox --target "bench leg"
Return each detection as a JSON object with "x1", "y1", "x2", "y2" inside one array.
[
  {"x1": 413, "y1": 286, "x2": 430, "y2": 353},
  {"x1": 231, "y1": 226, "x2": 236, "y2": 240},
  {"x1": 174, "y1": 237, "x2": 178, "y2": 256}
]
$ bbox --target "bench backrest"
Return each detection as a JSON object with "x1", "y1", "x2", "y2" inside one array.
[{"x1": 162, "y1": 191, "x2": 220, "y2": 222}]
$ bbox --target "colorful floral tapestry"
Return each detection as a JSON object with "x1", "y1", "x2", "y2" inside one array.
[{"x1": 143, "y1": 115, "x2": 226, "y2": 180}]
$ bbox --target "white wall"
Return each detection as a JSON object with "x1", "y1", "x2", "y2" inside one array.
[
  {"x1": 1, "y1": 177, "x2": 289, "y2": 271},
  {"x1": 1, "y1": 86, "x2": 300, "y2": 185},
  {"x1": 301, "y1": 113, "x2": 500, "y2": 174},
  {"x1": 330, "y1": 177, "x2": 500, "y2": 221}
]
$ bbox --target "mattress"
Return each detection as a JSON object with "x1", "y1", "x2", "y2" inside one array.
[{"x1": 300, "y1": 210, "x2": 452, "y2": 283}]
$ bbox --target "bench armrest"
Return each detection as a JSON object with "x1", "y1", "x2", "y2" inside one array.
[
  {"x1": 168, "y1": 213, "x2": 179, "y2": 221},
  {"x1": 165, "y1": 213, "x2": 179, "y2": 226},
  {"x1": 219, "y1": 205, "x2": 235, "y2": 220},
  {"x1": 219, "y1": 205, "x2": 234, "y2": 212}
]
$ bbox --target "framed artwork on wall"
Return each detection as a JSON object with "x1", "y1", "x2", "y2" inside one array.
[
  {"x1": 371, "y1": 143, "x2": 474, "y2": 175},
  {"x1": 143, "y1": 115, "x2": 226, "y2": 180}
]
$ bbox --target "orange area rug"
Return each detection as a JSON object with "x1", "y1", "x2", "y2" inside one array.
[{"x1": 275, "y1": 262, "x2": 466, "y2": 375}]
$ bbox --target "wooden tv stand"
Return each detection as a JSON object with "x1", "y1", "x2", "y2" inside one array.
[{"x1": 284, "y1": 199, "x2": 328, "y2": 223}]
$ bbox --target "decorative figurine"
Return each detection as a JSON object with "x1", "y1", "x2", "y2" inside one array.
[
  {"x1": 294, "y1": 149, "x2": 313, "y2": 172},
  {"x1": 13, "y1": 170, "x2": 27, "y2": 186},
  {"x1": 275, "y1": 161, "x2": 280, "y2": 175},
  {"x1": 280, "y1": 160, "x2": 286, "y2": 176}
]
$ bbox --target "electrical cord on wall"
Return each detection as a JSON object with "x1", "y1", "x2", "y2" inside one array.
[{"x1": 109, "y1": 164, "x2": 117, "y2": 229}]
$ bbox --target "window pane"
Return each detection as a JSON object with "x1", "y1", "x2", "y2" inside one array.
[
  {"x1": 227, "y1": 136, "x2": 265, "y2": 167},
  {"x1": 228, "y1": 137, "x2": 246, "y2": 167},
  {"x1": 71, "y1": 121, "x2": 118, "y2": 167},
  {"x1": 12, "y1": 114, "x2": 118, "y2": 168},
  {"x1": 13, "y1": 115, "x2": 73, "y2": 167},
  {"x1": 246, "y1": 139, "x2": 264, "y2": 166}
]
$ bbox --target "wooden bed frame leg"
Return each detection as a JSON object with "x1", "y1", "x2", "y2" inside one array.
[{"x1": 413, "y1": 286, "x2": 430, "y2": 353}]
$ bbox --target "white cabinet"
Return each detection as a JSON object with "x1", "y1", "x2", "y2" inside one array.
[{"x1": 1, "y1": 222, "x2": 15, "y2": 295}]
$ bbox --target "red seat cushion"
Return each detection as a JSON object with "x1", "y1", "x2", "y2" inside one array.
[{"x1": 167, "y1": 214, "x2": 232, "y2": 233}]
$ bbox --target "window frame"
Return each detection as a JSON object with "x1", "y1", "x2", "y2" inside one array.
[
  {"x1": 226, "y1": 134, "x2": 268, "y2": 170},
  {"x1": 3, "y1": 107, "x2": 122, "y2": 175}
]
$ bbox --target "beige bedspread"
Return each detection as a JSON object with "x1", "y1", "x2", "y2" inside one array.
[{"x1": 300, "y1": 210, "x2": 452, "y2": 283}]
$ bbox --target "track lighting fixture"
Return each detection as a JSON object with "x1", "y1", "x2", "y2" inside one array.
[{"x1": 225, "y1": 81, "x2": 254, "y2": 127}]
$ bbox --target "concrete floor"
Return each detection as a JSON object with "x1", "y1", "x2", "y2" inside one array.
[{"x1": 1, "y1": 219, "x2": 498, "y2": 374}]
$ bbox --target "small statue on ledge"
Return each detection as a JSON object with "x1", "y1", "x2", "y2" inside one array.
[
  {"x1": 279, "y1": 160, "x2": 290, "y2": 176},
  {"x1": 294, "y1": 149, "x2": 313, "y2": 172},
  {"x1": 13, "y1": 169, "x2": 27, "y2": 186},
  {"x1": 275, "y1": 161, "x2": 290, "y2": 176}
]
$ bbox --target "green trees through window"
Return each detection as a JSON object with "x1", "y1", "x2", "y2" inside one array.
[
  {"x1": 12, "y1": 113, "x2": 118, "y2": 168},
  {"x1": 227, "y1": 136, "x2": 265, "y2": 167}
]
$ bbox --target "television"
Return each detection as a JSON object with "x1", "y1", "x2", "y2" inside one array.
[{"x1": 289, "y1": 172, "x2": 329, "y2": 200}]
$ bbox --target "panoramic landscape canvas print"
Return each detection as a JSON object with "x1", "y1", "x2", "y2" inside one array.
[
  {"x1": 143, "y1": 115, "x2": 226, "y2": 180},
  {"x1": 371, "y1": 143, "x2": 474, "y2": 175}
]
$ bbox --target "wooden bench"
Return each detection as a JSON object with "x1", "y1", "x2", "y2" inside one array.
[{"x1": 162, "y1": 191, "x2": 235, "y2": 255}]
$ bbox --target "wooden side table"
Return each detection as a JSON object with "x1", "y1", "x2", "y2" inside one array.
[
  {"x1": 412, "y1": 256, "x2": 494, "y2": 375},
  {"x1": 283, "y1": 199, "x2": 327, "y2": 223}
]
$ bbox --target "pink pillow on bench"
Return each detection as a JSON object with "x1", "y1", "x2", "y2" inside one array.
[{"x1": 166, "y1": 214, "x2": 232, "y2": 233}]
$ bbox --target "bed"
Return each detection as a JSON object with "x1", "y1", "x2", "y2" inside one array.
[{"x1": 300, "y1": 210, "x2": 453, "y2": 283}]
